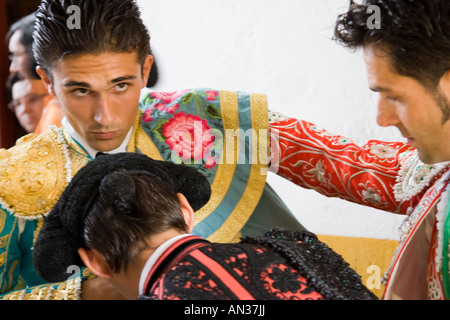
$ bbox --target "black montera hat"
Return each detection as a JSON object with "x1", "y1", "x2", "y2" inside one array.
[{"x1": 32, "y1": 152, "x2": 211, "y2": 282}]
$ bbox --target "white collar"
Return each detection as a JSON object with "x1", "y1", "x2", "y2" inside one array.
[
  {"x1": 62, "y1": 117, "x2": 133, "y2": 159},
  {"x1": 138, "y1": 234, "x2": 192, "y2": 295}
]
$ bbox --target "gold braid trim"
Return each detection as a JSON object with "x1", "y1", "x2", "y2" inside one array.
[
  {"x1": 207, "y1": 93, "x2": 269, "y2": 243},
  {"x1": 32, "y1": 218, "x2": 44, "y2": 247},
  {"x1": 194, "y1": 91, "x2": 240, "y2": 227},
  {"x1": 1, "y1": 278, "x2": 82, "y2": 300}
]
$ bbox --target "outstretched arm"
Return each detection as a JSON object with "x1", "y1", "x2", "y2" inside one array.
[{"x1": 269, "y1": 113, "x2": 414, "y2": 214}]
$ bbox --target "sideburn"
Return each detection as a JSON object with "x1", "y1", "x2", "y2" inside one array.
[{"x1": 433, "y1": 88, "x2": 450, "y2": 124}]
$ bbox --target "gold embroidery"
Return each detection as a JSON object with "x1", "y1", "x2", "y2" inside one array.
[
  {"x1": 0, "y1": 209, "x2": 5, "y2": 234},
  {"x1": 82, "y1": 268, "x2": 96, "y2": 279},
  {"x1": 7, "y1": 260, "x2": 18, "y2": 289},
  {"x1": 62, "y1": 129, "x2": 91, "y2": 175},
  {"x1": 0, "y1": 279, "x2": 79, "y2": 300},
  {"x1": 0, "y1": 235, "x2": 9, "y2": 249},
  {"x1": 1, "y1": 289, "x2": 21, "y2": 300},
  {"x1": 0, "y1": 130, "x2": 70, "y2": 218},
  {"x1": 194, "y1": 91, "x2": 240, "y2": 226},
  {"x1": 207, "y1": 93, "x2": 268, "y2": 243},
  {"x1": 0, "y1": 218, "x2": 16, "y2": 290},
  {"x1": 63, "y1": 129, "x2": 85, "y2": 156},
  {"x1": 1, "y1": 278, "x2": 81, "y2": 300},
  {"x1": 126, "y1": 112, "x2": 163, "y2": 160},
  {"x1": 70, "y1": 152, "x2": 90, "y2": 176},
  {"x1": 126, "y1": 114, "x2": 140, "y2": 153},
  {"x1": 230, "y1": 232, "x2": 242, "y2": 244},
  {"x1": 134, "y1": 126, "x2": 163, "y2": 160},
  {"x1": 32, "y1": 219, "x2": 44, "y2": 246}
]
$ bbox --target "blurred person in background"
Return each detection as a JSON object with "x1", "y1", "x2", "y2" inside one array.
[
  {"x1": 8, "y1": 75, "x2": 47, "y2": 133},
  {"x1": 6, "y1": 13, "x2": 63, "y2": 134}
]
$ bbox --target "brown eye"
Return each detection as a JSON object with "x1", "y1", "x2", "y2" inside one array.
[
  {"x1": 115, "y1": 83, "x2": 130, "y2": 93},
  {"x1": 73, "y1": 88, "x2": 90, "y2": 97}
]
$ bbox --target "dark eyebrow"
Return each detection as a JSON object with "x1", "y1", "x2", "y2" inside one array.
[
  {"x1": 369, "y1": 86, "x2": 392, "y2": 93},
  {"x1": 63, "y1": 81, "x2": 91, "y2": 88},
  {"x1": 63, "y1": 76, "x2": 137, "y2": 88},
  {"x1": 111, "y1": 75, "x2": 137, "y2": 84}
]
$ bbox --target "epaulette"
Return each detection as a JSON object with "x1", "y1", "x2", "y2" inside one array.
[
  {"x1": 0, "y1": 127, "x2": 71, "y2": 219},
  {"x1": 394, "y1": 150, "x2": 450, "y2": 202}
]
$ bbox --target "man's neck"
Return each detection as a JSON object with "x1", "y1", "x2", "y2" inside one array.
[
  {"x1": 109, "y1": 230, "x2": 188, "y2": 300},
  {"x1": 137, "y1": 231, "x2": 190, "y2": 297}
]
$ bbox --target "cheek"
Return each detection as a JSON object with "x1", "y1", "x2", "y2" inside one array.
[
  {"x1": 61, "y1": 98, "x2": 93, "y2": 123},
  {"x1": 34, "y1": 103, "x2": 46, "y2": 116},
  {"x1": 121, "y1": 105, "x2": 140, "y2": 126},
  {"x1": 53, "y1": 87, "x2": 88, "y2": 120},
  {"x1": 116, "y1": 91, "x2": 141, "y2": 118}
]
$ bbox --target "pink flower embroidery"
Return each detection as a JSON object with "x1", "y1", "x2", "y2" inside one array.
[
  {"x1": 205, "y1": 90, "x2": 218, "y2": 101},
  {"x1": 204, "y1": 156, "x2": 217, "y2": 169},
  {"x1": 143, "y1": 109, "x2": 154, "y2": 123},
  {"x1": 155, "y1": 103, "x2": 166, "y2": 111},
  {"x1": 163, "y1": 112, "x2": 215, "y2": 162},
  {"x1": 166, "y1": 104, "x2": 179, "y2": 114},
  {"x1": 151, "y1": 90, "x2": 189, "y2": 104}
]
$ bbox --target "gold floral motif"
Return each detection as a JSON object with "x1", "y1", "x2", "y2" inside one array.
[
  {"x1": 8, "y1": 260, "x2": 18, "y2": 287},
  {"x1": 0, "y1": 235, "x2": 9, "y2": 249},
  {"x1": 19, "y1": 170, "x2": 46, "y2": 194},
  {"x1": 0, "y1": 129, "x2": 70, "y2": 218},
  {"x1": 0, "y1": 161, "x2": 15, "y2": 178},
  {"x1": 27, "y1": 141, "x2": 51, "y2": 160}
]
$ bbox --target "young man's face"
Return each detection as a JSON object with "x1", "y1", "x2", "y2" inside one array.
[
  {"x1": 39, "y1": 52, "x2": 152, "y2": 152},
  {"x1": 364, "y1": 45, "x2": 450, "y2": 164}
]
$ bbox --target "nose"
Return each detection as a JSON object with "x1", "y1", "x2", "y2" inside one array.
[
  {"x1": 9, "y1": 60, "x2": 19, "y2": 74},
  {"x1": 22, "y1": 102, "x2": 35, "y2": 114},
  {"x1": 376, "y1": 98, "x2": 400, "y2": 128},
  {"x1": 93, "y1": 95, "x2": 114, "y2": 127},
  {"x1": 15, "y1": 101, "x2": 33, "y2": 115}
]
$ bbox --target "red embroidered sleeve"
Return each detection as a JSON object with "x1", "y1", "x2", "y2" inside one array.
[{"x1": 269, "y1": 116, "x2": 415, "y2": 214}]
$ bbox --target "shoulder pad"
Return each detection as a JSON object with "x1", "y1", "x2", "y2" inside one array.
[
  {"x1": 394, "y1": 150, "x2": 450, "y2": 202},
  {"x1": 0, "y1": 128, "x2": 71, "y2": 219}
]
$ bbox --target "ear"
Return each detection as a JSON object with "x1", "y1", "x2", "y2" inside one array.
[
  {"x1": 36, "y1": 66, "x2": 55, "y2": 97},
  {"x1": 78, "y1": 248, "x2": 114, "y2": 279},
  {"x1": 176, "y1": 193, "x2": 195, "y2": 233},
  {"x1": 140, "y1": 54, "x2": 154, "y2": 89},
  {"x1": 440, "y1": 69, "x2": 450, "y2": 89}
]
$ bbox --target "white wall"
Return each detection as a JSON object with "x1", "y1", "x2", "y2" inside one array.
[{"x1": 137, "y1": 0, "x2": 406, "y2": 240}]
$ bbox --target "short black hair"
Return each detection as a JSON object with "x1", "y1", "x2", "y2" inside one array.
[
  {"x1": 334, "y1": 0, "x2": 450, "y2": 89},
  {"x1": 83, "y1": 172, "x2": 188, "y2": 273},
  {"x1": 33, "y1": 0, "x2": 151, "y2": 79}
]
